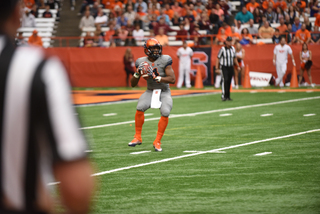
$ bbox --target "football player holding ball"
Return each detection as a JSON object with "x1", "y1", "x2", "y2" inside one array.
[{"x1": 129, "y1": 38, "x2": 176, "y2": 152}]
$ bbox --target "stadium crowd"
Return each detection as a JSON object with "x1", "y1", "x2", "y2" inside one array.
[{"x1": 19, "y1": 0, "x2": 320, "y2": 47}]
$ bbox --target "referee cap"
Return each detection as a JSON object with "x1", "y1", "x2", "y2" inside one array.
[{"x1": 226, "y1": 36, "x2": 232, "y2": 41}]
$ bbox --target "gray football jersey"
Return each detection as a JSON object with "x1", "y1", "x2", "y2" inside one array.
[{"x1": 135, "y1": 55, "x2": 173, "y2": 90}]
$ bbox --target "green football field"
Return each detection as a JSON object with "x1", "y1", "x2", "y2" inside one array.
[{"x1": 76, "y1": 91, "x2": 320, "y2": 214}]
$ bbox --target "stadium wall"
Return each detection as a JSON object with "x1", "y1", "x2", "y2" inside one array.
[{"x1": 46, "y1": 45, "x2": 320, "y2": 87}]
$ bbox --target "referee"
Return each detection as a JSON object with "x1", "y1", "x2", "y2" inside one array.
[
  {"x1": 0, "y1": 1, "x2": 94, "y2": 214},
  {"x1": 215, "y1": 36, "x2": 240, "y2": 101}
]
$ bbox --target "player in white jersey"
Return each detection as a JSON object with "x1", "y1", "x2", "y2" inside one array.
[
  {"x1": 273, "y1": 37, "x2": 296, "y2": 87},
  {"x1": 128, "y1": 38, "x2": 176, "y2": 152},
  {"x1": 299, "y1": 43, "x2": 314, "y2": 87},
  {"x1": 176, "y1": 41, "x2": 193, "y2": 88}
]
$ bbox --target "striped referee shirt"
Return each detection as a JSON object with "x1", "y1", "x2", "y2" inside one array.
[
  {"x1": 0, "y1": 36, "x2": 88, "y2": 213},
  {"x1": 217, "y1": 46, "x2": 236, "y2": 67}
]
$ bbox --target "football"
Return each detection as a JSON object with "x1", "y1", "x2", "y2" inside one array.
[{"x1": 140, "y1": 62, "x2": 151, "y2": 80}]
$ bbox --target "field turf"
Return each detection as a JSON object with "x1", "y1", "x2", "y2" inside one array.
[{"x1": 76, "y1": 91, "x2": 320, "y2": 214}]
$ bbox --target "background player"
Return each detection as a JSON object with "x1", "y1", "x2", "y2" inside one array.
[
  {"x1": 273, "y1": 37, "x2": 296, "y2": 87},
  {"x1": 176, "y1": 41, "x2": 194, "y2": 89},
  {"x1": 128, "y1": 38, "x2": 175, "y2": 152}
]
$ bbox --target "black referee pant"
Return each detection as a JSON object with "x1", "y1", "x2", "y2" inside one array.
[{"x1": 221, "y1": 65, "x2": 234, "y2": 99}]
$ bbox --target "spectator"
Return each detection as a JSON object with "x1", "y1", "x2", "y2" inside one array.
[
  {"x1": 126, "y1": 20, "x2": 135, "y2": 33},
  {"x1": 15, "y1": 32, "x2": 28, "y2": 47},
  {"x1": 149, "y1": 13, "x2": 158, "y2": 29},
  {"x1": 231, "y1": 26, "x2": 242, "y2": 43},
  {"x1": 30, "y1": 4, "x2": 38, "y2": 18},
  {"x1": 198, "y1": 12, "x2": 211, "y2": 34},
  {"x1": 133, "y1": 14, "x2": 143, "y2": 29},
  {"x1": 310, "y1": 0, "x2": 320, "y2": 17},
  {"x1": 293, "y1": 0, "x2": 306, "y2": 14},
  {"x1": 274, "y1": 7, "x2": 286, "y2": 23},
  {"x1": 124, "y1": 5, "x2": 136, "y2": 23},
  {"x1": 134, "y1": 0, "x2": 148, "y2": 13},
  {"x1": 272, "y1": 29, "x2": 282, "y2": 43},
  {"x1": 28, "y1": 30, "x2": 43, "y2": 47},
  {"x1": 177, "y1": 23, "x2": 188, "y2": 41},
  {"x1": 107, "y1": 12, "x2": 116, "y2": 27},
  {"x1": 47, "y1": 0, "x2": 60, "y2": 9},
  {"x1": 284, "y1": 14, "x2": 291, "y2": 25},
  {"x1": 214, "y1": 4, "x2": 224, "y2": 19},
  {"x1": 292, "y1": 17, "x2": 301, "y2": 33},
  {"x1": 262, "y1": 0, "x2": 275, "y2": 11},
  {"x1": 148, "y1": 0, "x2": 160, "y2": 10},
  {"x1": 218, "y1": 22, "x2": 232, "y2": 36},
  {"x1": 235, "y1": 7, "x2": 254, "y2": 24},
  {"x1": 79, "y1": 0, "x2": 95, "y2": 15},
  {"x1": 195, "y1": 0, "x2": 206, "y2": 14},
  {"x1": 259, "y1": 20, "x2": 274, "y2": 38},
  {"x1": 104, "y1": 24, "x2": 115, "y2": 41},
  {"x1": 172, "y1": 1, "x2": 182, "y2": 16},
  {"x1": 209, "y1": 8, "x2": 220, "y2": 34},
  {"x1": 293, "y1": 23, "x2": 311, "y2": 43},
  {"x1": 79, "y1": 10, "x2": 95, "y2": 30},
  {"x1": 117, "y1": 13, "x2": 128, "y2": 28},
  {"x1": 259, "y1": 16, "x2": 270, "y2": 28},
  {"x1": 253, "y1": 8, "x2": 263, "y2": 24},
  {"x1": 153, "y1": 17, "x2": 173, "y2": 35},
  {"x1": 235, "y1": 20, "x2": 244, "y2": 34},
  {"x1": 125, "y1": 0, "x2": 135, "y2": 11},
  {"x1": 132, "y1": 24, "x2": 144, "y2": 41},
  {"x1": 304, "y1": 16, "x2": 312, "y2": 32},
  {"x1": 148, "y1": 4, "x2": 160, "y2": 17},
  {"x1": 285, "y1": 23, "x2": 293, "y2": 44},
  {"x1": 191, "y1": 25, "x2": 202, "y2": 46},
  {"x1": 92, "y1": 30, "x2": 104, "y2": 47},
  {"x1": 94, "y1": 25, "x2": 104, "y2": 37},
  {"x1": 315, "y1": 14, "x2": 320, "y2": 31},
  {"x1": 189, "y1": 4, "x2": 199, "y2": 19},
  {"x1": 21, "y1": 9, "x2": 36, "y2": 27},
  {"x1": 164, "y1": 4, "x2": 174, "y2": 19},
  {"x1": 119, "y1": 27, "x2": 129, "y2": 42},
  {"x1": 265, "y1": 7, "x2": 276, "y2": 23},
  {"x1": 246, "y1": 0, "x2": 260, "y2": 13},
  {"x1": 111, "y1": 0, "x2": 123, "y2": 11},
  {"x1": 83, "y1": 31, "x2": 94, "y2": 47},
  {"x1": 220, "y1": 0, "x2": 231, "y2": 23},
  {"x1": 137, "y1": 5, "x2": 147, "y2": 17},
  {"x1": 311, "y1": 27, "x2": 320, "y2": 43},
  {"x1": 215, "y1": 28, "x2": 227, "y2": 45},
  {"x1": 288, "y1": 5, "x2": 297, "y2": 24},
  {"x1": 111, "y1": 28, "x2": 122, "y2": 46},
  {"x1": 123, "y1": 48, "x2": 135, "y2": 87},
  {"x1": 247, "y1": 19, "x2": 258, "y2": 35},
  {"x1": 277, "y1": 17, "x2": 288, "y2": 34},
  {"x1": 91, "y1": 2, "x2": 99, "y2": 18},
  {"x1": 240, "y1": 28, "x2": 253, "y2": 45},
  {"x1": 42, "y1": 5, "x2": 53, "y2": 18},
  {"x1": 172, "y1": 12, "x2": 184, "y2": 26},
  {"x1": 155, "y1": 28, "x2": 169, "y2": 46},
  {"x1": 95, "y1": 8, "x2": 108, "y2": 27},
  {"x1": 125, "y1": 31, "x2": 136, "y2": 46},
  {"x1": 206, "y1": 0, "x2": 215, "y2": 10},
  {"x1": 275, "y1": 0, "x2": 287, "y2": 11}
]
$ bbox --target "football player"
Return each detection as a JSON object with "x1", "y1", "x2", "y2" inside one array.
[{"x1": 129, "y1": 38, "x2": 176, "y2": 152}]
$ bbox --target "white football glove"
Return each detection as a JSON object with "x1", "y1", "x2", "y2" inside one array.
[{"x1": 154, "y1": 76, "x2": 161, "y2": 83}]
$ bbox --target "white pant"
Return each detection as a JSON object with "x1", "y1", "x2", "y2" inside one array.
[
  {"x1": 275, "y1": 63, "x2": 287, "y2": 87},
  {"x1": 177, "y1": 66, "x2": 191, "y2": 88}
]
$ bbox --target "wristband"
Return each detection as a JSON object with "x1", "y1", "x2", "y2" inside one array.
[{"x1": 133, "y1": 73, "x2": 140, "y2": 78}]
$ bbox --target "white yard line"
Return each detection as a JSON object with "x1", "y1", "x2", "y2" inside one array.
[
  {"x1": 303, "y1": 113, "x2": 316, "y2": 116},
  {"x1": 184, "y1": 151, "x2": 226, "y2": 153},
  {"x1": 254, "y1": 152, "x2": 272, "y2": 156},
  {"x1": 220, "y1": 113, "x2": 232, "y2": 117},
  {"x1": 277, "y1": 91, "x2": 286, "y2": 93},
  {"x1": 92, "y1": 129, "x2": 320, "y2": 176},
  {"x1": 260, "y1": 113, "x2": 273, "y2": 117},
  {"x1": 144, "y1": 113, "x2": 154, "y2": 116},
  {"x1": 130, "y1": 151, "x2": 151, "y2": 155},
  {"x1": 103, "y1": 113, "x2": 117, "y2": 117},
  {"x1": 81, "y1": 96, "x2": 320, "y2": 130}
]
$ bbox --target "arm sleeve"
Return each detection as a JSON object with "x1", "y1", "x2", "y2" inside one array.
[
  {"x1": 190, "y1": 49, "x2": 194, "y2": 57},
  {"x1": 217, "y1": 48, "x2": 223, "y2": 59},
  {"x1": 135, "y1": 59, "x2": 140, "y2": 68},
  {"x1": 39, "y1": 57, "x2": 88, "y2": 162},
  {"x1": 273, "y1": 46, "x2": 277, "y2": 54},
  {"x1": 164, "y1": 56, "x2": 173, "y2": 68},
  {"x1": 288, "y1": 46, "x2": 292, "y2": 55}
]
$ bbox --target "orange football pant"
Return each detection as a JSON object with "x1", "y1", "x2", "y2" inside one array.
[
  {"x1": 155, "y1": 116, "x2": 169, "y2": 142},
  {"x1": 135, "y1": 110, "x2": 144, "y2": 141}
]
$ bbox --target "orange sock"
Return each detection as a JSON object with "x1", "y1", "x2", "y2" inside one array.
[
  {"x1": 135, "y1": 110, "x2": 144, "y2": 141},
  {"x1": 155, "y1": 116, "x2": 169, "y2": 142}
]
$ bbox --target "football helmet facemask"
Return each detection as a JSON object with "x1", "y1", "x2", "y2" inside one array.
[{"x1": 144, "y1": 38, "x2": 162, "y2": 60}]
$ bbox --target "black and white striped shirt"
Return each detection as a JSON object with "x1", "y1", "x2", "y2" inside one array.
[
  {"x1": 0, "y1": 36, "x2": 88, "y2": 213},
  {"x1": 217, "y1": 46, "x2": 236, "y2": 67}
]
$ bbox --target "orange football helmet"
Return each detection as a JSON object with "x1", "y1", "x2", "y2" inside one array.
[{"x1": 144, "y1": 38, "x2": 162, "y2": 60}]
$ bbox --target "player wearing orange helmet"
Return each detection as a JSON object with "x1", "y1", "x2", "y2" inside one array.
[{"x1": 129, "y1": 38, "x2": 176, "y2": 152}]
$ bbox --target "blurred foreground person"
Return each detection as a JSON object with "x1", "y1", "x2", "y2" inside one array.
[{"x1": 0, "y1": 0, "x2": 95, "y2": 213}]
